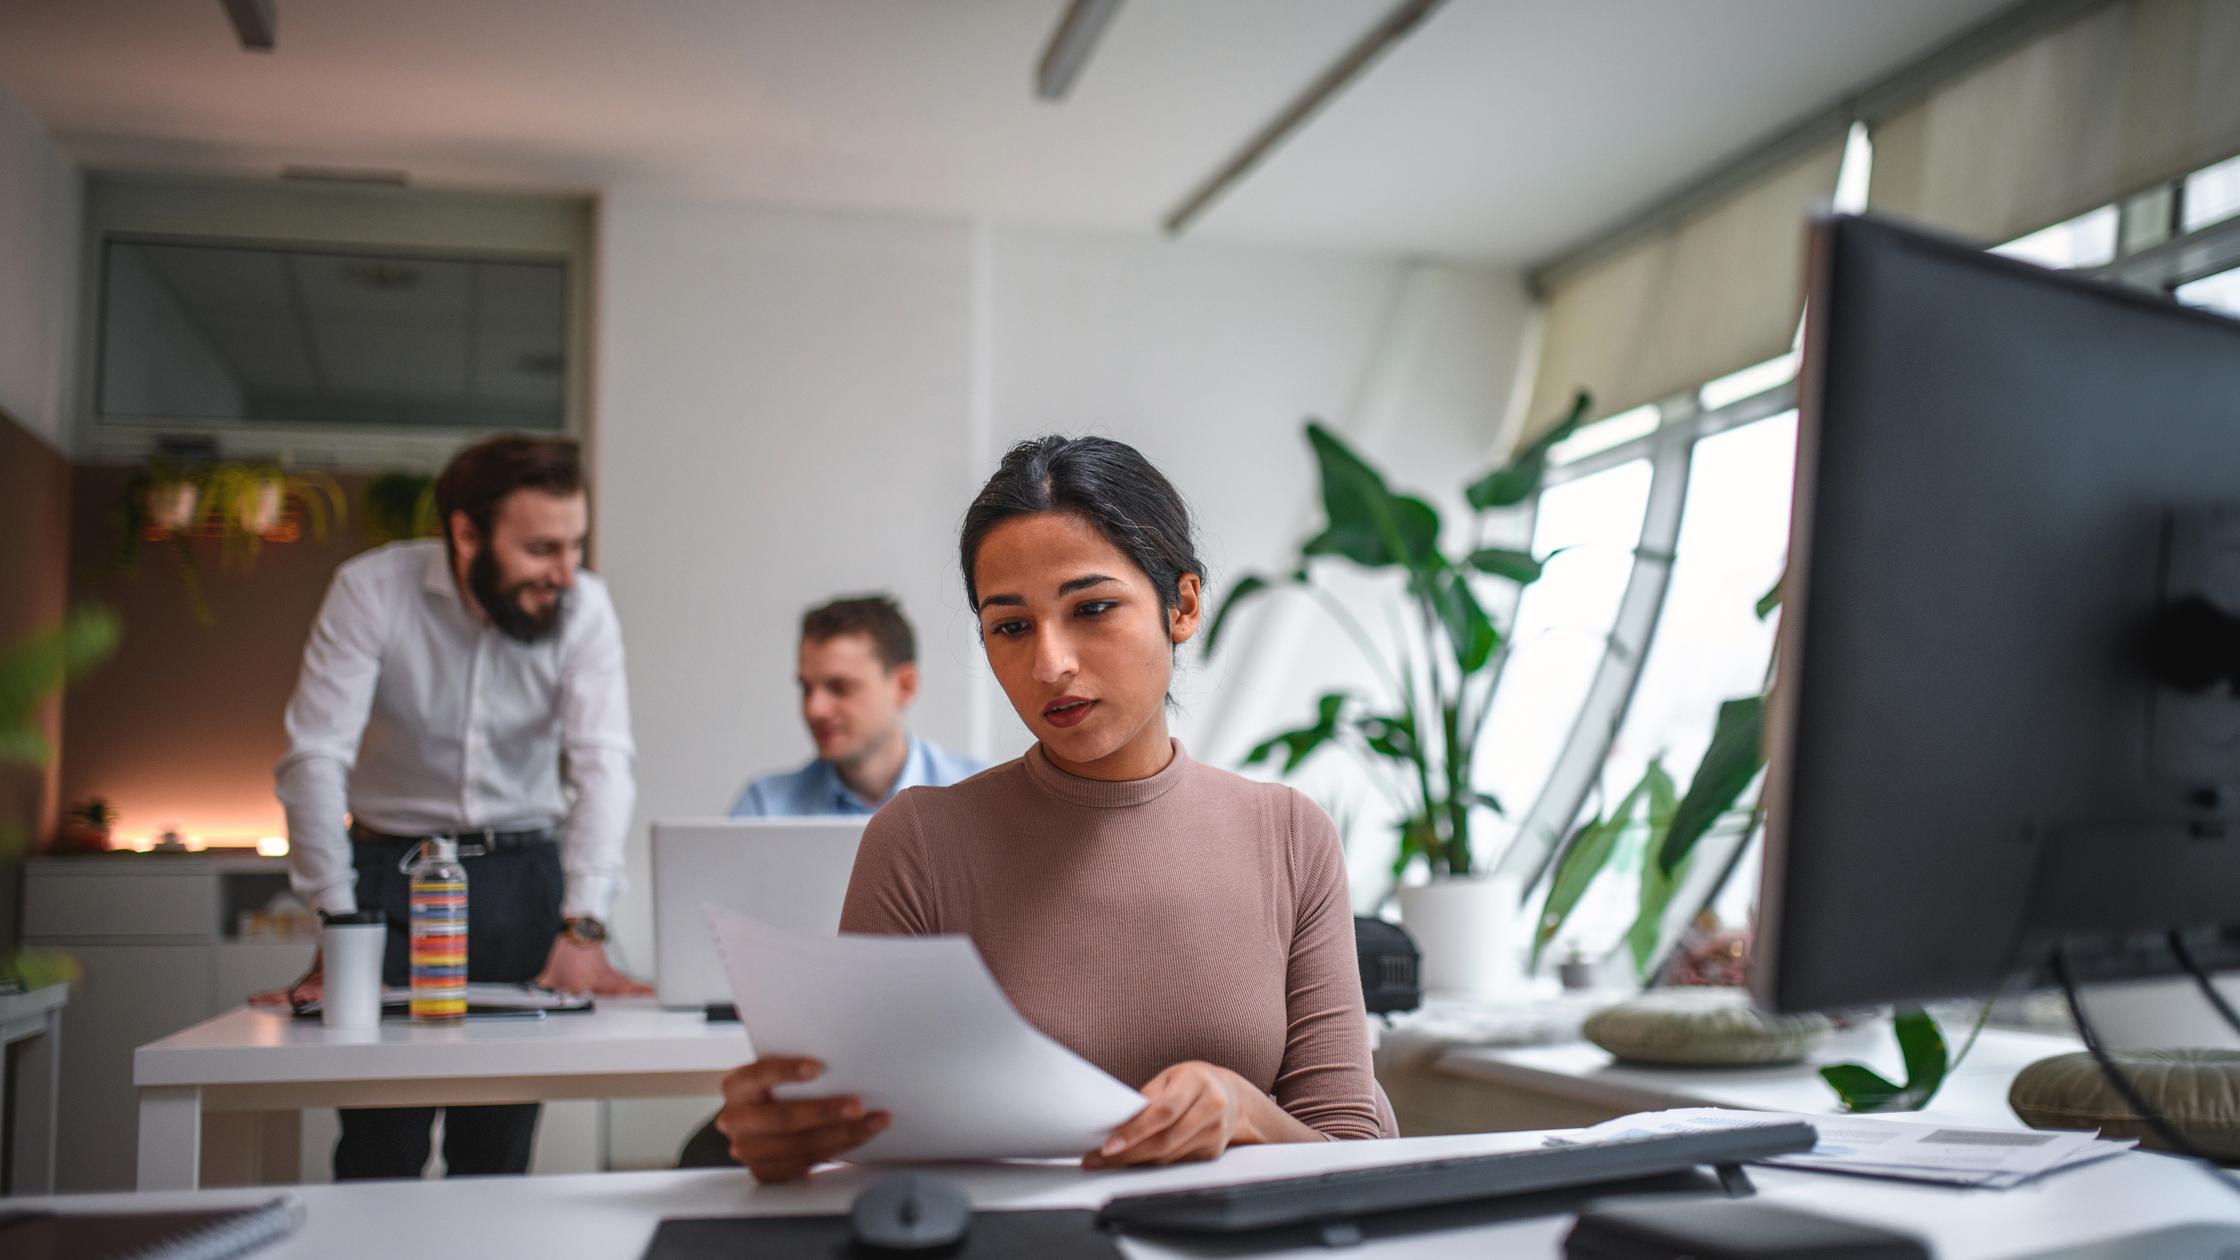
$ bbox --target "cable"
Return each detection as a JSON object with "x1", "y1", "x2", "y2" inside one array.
[
  {"x1": 2050, "y1": 946, "x2": 2218, "y2": 1163},
  {"x1": 2167, "y1": 931, "x2": 2240, "y2": 1039}
]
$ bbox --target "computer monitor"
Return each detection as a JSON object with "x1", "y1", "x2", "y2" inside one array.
[{"x1": 1755, "y1": 213, "x2": 2240, "y2": 1015}]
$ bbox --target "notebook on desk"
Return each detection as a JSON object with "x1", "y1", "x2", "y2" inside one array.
[
  {"x1": 0, "y1": 1193, "x2": 304, "y2": 1260},
  {"x1": 651, "y1": 817, "x2": 866, "y2": 1009}
]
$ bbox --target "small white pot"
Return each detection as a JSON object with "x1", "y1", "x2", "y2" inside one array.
[
  {"x1": 238, "y1": 481, "x2": 285, "y2": 534},
  {"x1": 1396, "y1": 874, "x2": 1527, "y2": 997},
  {"x1": 147, "y1": 483, "x2": 199, "y2": 531}
]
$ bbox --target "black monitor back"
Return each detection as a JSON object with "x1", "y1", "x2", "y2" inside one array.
[{"x1": 1756, "y1": 214, "x2": 2240, "y2": 1014}]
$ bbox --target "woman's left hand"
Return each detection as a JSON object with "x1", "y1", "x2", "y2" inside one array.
[{"x1": 1085, "y1": 1061, "x2": 1258, "y2": 1169}]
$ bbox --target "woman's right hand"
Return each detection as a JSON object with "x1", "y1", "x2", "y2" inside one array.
[{"x1": 714, "y1": 1056, "x2": 890, "y2": 1182}]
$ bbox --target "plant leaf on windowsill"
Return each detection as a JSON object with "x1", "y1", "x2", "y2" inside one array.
[{"x1": 1818, "y1": 1007, "x2": 1949, "y2": 1112}]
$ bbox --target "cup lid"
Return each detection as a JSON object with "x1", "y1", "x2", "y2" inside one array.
[{"x1": 322, "y1": 910, "x2": 386, "y2": 926}]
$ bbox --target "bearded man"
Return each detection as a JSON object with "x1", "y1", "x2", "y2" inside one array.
[{"x1": 265, "y1": 433, "x2": 645, "y2": 1179}]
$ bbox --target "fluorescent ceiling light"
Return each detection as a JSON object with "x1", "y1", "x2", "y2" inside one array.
[
  {"x1": 1164, "y1": 0, "x2": 1446, "y2": 236},
  {"x1": 221, "y1": 0, "x2": 276, "y2": 51},
  {"x1": 1037, "y1": 0, "x2": 1125, "y2": 101}
]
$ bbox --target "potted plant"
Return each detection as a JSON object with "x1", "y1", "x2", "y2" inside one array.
[
  {"x1": 1206, "y1": 394, "x2": 1589, "y2": 994},
  {"x1": 57, "y1": 798, "x2": 118, "y2": 854},
  {"x1": 361, "y1": 471, "x2": 441, "y2": 545},
  {"x1": 120, "y1": 460, "x2": 348, "y2": 624}
]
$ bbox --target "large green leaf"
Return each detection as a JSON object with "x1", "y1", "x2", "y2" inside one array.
[
  {"x1": 1529, "y1": 764, "x2": 1661, "y2": 967},
  {"x1": 1204, "y1": 572, "x2": 1282, "y2": 658},
  {"x1": 1241, "y1": 692, "x2": 1350, "y2": 775},
  {"x1": 1390, "y1": 815, "x2": 1440, "y2": 880},
  {"x1": 1756, "y1": 572, "x2": 1784, "y2": 621},
  {"x1": 1466, "y1": 391, "x2": 1592, "y2": 511},
  {"x1": 1355, "y1": 711, "x2": 1418, "y2": 763},
  {"x1": 0, "y1": 606, "x2": 123, "y2": 765},
  {"x1": 1656, "y1": 695, "x2": 1767, "y2": 875},
  {"x1": 1819, "y1": 1008, "x2": 1950, "y2": 1112},
  {"x1": 1302, "y1": 422, "x2": 1442, "y2": 572},
  {"x1": 1434, "y1": 572, "x2": 1500, "y2": 674},
  {"x1": 1626, "y1": 762, "x2": 1685, "y2": 973},
  {"x1": 1465, "y1": 547, "x2": 1546, "y2": 585}
]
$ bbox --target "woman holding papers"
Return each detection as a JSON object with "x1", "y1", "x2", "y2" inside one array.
[{"x1": 712, "y1": 435, "x2": 1390, "y2": 1182}]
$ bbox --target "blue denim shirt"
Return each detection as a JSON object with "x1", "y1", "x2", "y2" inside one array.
[{"x1": 727, "y1": 735, "x2": 986, "y2": 817}]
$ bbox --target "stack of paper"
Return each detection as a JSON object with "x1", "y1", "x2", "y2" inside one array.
[
  {"x1": 1555, "y1": 1107, "x2": 2135, "y2": 1188},
  {"x1": 708, "y1": 908, "x2": 1147, "y2": 1163}
]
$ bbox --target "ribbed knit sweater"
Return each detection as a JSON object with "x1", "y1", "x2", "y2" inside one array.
[{"x1": 838, "y1": 739, "x2": 1389, "y2": 1141}]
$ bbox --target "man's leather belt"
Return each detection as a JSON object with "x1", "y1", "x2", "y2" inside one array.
[{"x1": 348, "y1": 822, "x2": 556, "y2": 852}]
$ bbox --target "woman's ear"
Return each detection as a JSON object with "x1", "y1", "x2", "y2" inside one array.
[{"x1": 1169, "y1": 573, "x2": 1204, "y2": 644}]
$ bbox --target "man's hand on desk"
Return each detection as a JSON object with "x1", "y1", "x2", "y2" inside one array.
[
  {"x1": 534, "y1": 935, "x2": 654, "y2": 996},
  {"x1": 248, "y1": 950, "x2": 324, "y2": 1009}
]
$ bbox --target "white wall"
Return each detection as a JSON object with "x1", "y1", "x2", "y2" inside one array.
[
  {"x1": 591, "y1": 193, "x2": 1531, "y2": 1166},
  {"x1": 0, "y1": 80, "x2": 80, "y2": 449}
]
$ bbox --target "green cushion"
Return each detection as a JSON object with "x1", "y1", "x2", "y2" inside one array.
[
  {"x1": 2010, "y1": 1049, "x2": 2240, "y2": 1158},
  {"x1": 1583, "y1": 987, "x2": 1834, "y2": 1066}
]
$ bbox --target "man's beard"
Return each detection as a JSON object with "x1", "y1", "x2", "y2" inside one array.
[{"x1": 470, "y1": 546, "x2": 565, "y2": 643}]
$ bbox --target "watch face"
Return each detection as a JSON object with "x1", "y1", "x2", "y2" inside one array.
[{"x1": 568, "y1": 917, "x2": 607, "y2": 944}]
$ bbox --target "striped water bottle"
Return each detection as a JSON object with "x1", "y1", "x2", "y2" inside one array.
[{"x1": 407, "y1": 837, "x2": 468, "y2": 1022}]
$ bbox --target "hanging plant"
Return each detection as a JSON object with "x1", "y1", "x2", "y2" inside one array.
[
  {"x1": 118, "y1": 460, "x2": 349, "y2": 625},
  {"x1": 361, "y1": 472, "x2": 441, "y2": 545}
]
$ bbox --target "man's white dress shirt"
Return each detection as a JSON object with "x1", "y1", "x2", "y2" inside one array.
[{"x1": 275, "y1": 539, "x2": 635, "y2": 920}]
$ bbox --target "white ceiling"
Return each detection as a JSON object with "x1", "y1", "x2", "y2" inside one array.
[{"x1": 0, "y1": 0, "x2": 2020, "y2": 265}]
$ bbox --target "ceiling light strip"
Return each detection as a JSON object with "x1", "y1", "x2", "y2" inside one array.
[
  {"x1": 1162, "y1": 0, "x2": 1447, "y2": 237},
  {"x1": 1038, "y1": 0, "x2": 1128, "y2": 101}
]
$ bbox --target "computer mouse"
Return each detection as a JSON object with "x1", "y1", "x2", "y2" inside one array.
[{"x1": 847, "y1": 1172, "x2": 972, "y2": 1254}]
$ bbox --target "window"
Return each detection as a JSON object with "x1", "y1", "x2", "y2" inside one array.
[
  {"x1": 1546, "y1": 414, "x2": 1795, "y2": 958},
  {"x1": 1474, "y1": 459, "x2": 1653, "y2": 858},
  {"x1": 2183, "y1": 154, "x2": 2240, "y2": 234},
  {"x1": 100, "y1": 239, "x2": 569, "y2": 430},
  {"x1": 1993, "y1": 206, "x2": 2118, "y2": 270},
  {"x1": 2176, "y1": 267, "x2": 2240, "y2": 317}
]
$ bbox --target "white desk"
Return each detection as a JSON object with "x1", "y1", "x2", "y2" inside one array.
[
  {"x1": 18, "y1": 1128, "x2": 2238, "y2": 1258},
  {"x1": 133, "y1": 998, "x2": 746, "y2": 1190},
  {"x1": 1, "y1": 982, "x2": 67, "y2": 1194}
]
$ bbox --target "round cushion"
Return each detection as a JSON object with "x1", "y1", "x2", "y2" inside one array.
[
  {"x1": 2010, "y1": 1049, "x2": 2240, "y2": 1157},
  {"x1": 1583, "y1": 987, "x2": 1834, "y2": 1066}
]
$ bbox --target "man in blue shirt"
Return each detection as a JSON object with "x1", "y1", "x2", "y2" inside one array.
[{"x1": 730, "y1": 595, "x2": 984, "y2": 816}]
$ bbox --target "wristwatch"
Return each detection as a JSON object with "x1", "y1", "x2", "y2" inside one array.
[{"x1": 561, "y1": 915, "x2": 608, "y2": 946}]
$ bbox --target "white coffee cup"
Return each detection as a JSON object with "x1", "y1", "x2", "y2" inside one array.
[{"x1": 321, "y1": 911, "x2": 388, "y2": 1030}]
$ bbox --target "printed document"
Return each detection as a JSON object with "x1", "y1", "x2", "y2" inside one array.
[
  {"x1": 1555, "y1": 1107, "x2": 2133, "y2": 1188},
  {"x1": 708, "y1": 908, "x2": 1147, "y2": 1162}
]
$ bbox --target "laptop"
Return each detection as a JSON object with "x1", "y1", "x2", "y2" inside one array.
[{"x1": 650, "y1": 817, "x2": 869, "y2": 1009}]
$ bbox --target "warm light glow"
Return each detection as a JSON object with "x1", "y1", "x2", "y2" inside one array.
[
  {"x1": 257, "y1": 836, "x2": 290, "y2": 857},
  {"x1": 123, "y1": 835, "x2": 156, "y2": 852},
  {"x1": 184, "y1": 835, "x2": 208, "y2": 852}
]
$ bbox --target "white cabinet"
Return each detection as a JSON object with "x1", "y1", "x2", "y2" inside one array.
[
  {"x1": 46, "y1": 943, "x2": 213, "y2": 1191},
  {"x1": 23, "y1": 855, "x2": 598, "y2": 1188}
]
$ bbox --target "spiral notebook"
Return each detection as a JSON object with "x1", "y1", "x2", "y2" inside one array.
[{"x1": 0, "y1": 1193, "x2": 305, "y2": 1260}]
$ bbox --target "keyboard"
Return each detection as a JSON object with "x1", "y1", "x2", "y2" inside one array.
[{"x1": 1096, "y1": 1121, "x2": 1819, "y2": 1235}]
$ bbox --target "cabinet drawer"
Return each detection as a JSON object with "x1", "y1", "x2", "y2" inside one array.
[{"x1": 23, "y1": 874, "x2": 220, "y2": 939}]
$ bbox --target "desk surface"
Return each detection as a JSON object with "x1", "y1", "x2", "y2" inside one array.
[
  {"x1": 135, "y1": 998, "x2": 748, "y2": 1087},
  {"x1": 17, "y1": 1128, "x2": 2236, "y2": 1259}
]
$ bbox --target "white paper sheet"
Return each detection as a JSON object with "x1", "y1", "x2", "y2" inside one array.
[
  {"x1": 1553, "y1": 1107, "x2": 2135, "y2": 1188},
  {"x1": 707, "y1": 907, "x2": 1147, "y2": 1162}
]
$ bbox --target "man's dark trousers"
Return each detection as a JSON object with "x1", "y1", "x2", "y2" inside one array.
[{"x1": 333, "y1": 840, "x2": 565, "y2": 1180}]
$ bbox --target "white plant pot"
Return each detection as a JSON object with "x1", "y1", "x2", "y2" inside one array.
[
  {"x1": 238, "y1": 481, "x2": 285, "y2": 534},
  {"x1": 1396, "y1": 875, "x2": 1527, "y2": 997},
  {"x1": 147, "y1": 483, "x2": 199, "y2": 531}
]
